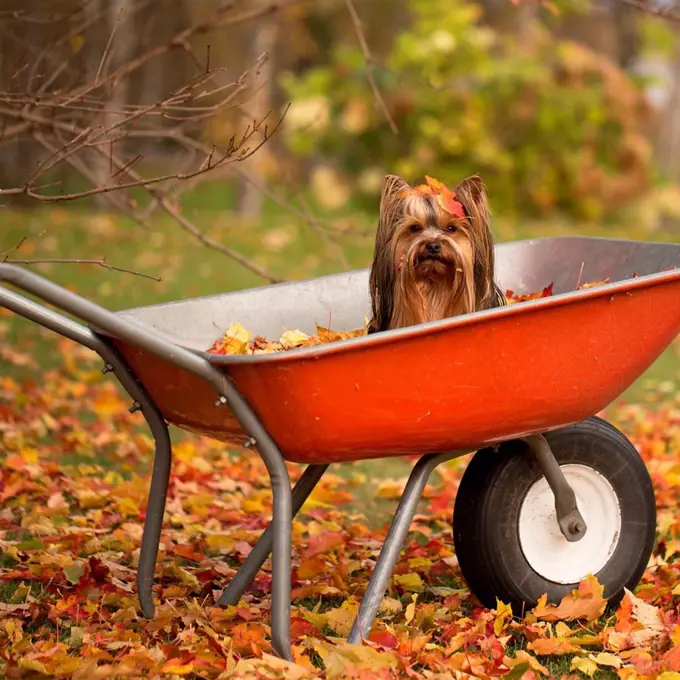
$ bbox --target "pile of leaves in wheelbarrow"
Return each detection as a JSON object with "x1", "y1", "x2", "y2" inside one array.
[
  {"x1": 1, "y1": 323, "x2": 680, "y2": 680},
  {"x1": 207, "y1": 279, "x2": 610, "y2": 356}
]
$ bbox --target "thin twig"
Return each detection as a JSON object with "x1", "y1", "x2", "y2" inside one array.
[
  {"x1": 230, "y1": 165, "x2": 352, "y2": 270},
  {"x1": 343, "y1": 0, "x2": 398, "y2": 135},
  {"x1": 3, "y1": 258, "x2": 160, "y2": 281},
  {"x1": 95, "y1": 4, "x2": 125, "y2": 84},
  {"x1": 86, "y1": 128, "x2": 285, "y2": 283},
  {"x1": 616, "y1": 0, "x2": 680, "y2": 22}
]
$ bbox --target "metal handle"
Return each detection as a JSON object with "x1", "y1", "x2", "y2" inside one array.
[{"x1": 0, "y1": 263, "x2": 228, "y2": 395}]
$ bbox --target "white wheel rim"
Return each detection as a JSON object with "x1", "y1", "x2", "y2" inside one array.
[{"x1": 518, "y1": 464, "x2": 622, "y2": 585}]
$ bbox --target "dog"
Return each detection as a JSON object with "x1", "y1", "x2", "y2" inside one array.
[{"x1": 367, "y1": 174, "x2": 505, "y2": 333}]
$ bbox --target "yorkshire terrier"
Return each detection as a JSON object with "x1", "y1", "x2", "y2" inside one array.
[{"x1": 367, "y1": 174, "x2": 505, "y2": 333}]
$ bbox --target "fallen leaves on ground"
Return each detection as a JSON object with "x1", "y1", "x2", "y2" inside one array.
[{"x1": 2, "y1": 335, "x2": 680, "y2": 678}]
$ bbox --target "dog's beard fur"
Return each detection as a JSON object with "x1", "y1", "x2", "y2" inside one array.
[{"x1": 368, "y1": 174, "x2": 505, "y2": 333}]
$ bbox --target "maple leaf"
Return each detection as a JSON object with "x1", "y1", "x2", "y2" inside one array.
[
  {"x1": 532, "y1": 576, "x2": 606, "y2": 622},
  {"x1": 436, "y1": 191, "x2": 466, "y2": 218},
  {"x1": 425, "y1": 175, "x2": 448, "y2": 192}
]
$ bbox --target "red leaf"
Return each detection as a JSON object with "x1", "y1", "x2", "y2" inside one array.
[
  {"x1": 368, "y1": 630, "x2": 399, "y2": 649},
  {"x1": 303, "y1": 531, "x2": 345, "y2": 558}
]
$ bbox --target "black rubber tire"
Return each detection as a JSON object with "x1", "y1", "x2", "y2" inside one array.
[{"x1": 452, "y1": 416, "x2": 656, "y2": 613}]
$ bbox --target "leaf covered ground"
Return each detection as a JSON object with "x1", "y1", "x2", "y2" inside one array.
[{"x1": 1, "y1": 331, "x2": 680, "y2": 679}]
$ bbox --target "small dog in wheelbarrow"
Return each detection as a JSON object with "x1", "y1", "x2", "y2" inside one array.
[{"x1": 367, "y1": 174, "x2": 506, "y2": 333}]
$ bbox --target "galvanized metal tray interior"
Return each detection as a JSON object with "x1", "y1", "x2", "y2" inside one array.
[{"x1": 113, "y1": 236, "x2": 680, "y2": 358}]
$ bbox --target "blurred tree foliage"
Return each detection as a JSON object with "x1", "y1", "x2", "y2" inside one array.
[{"x1": 280, "y1": 0, "x2": 653, "y2": 220}]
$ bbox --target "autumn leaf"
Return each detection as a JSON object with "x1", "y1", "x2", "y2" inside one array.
[
  {"x1": 531, "y1": 575, "x2": 606, "y2": 622},
  {"x1": 494, "y1": 599, "x2": 513, "y2": 635},
  {"x1": 570, "y1": 656, "x2": 598, "y2": 676},
  {"x1": 436, "y1": 191, "x2": 466, "y2": 218},
  {"x1": 2, "y1": 324, "x2": 680, "y2": 679}
]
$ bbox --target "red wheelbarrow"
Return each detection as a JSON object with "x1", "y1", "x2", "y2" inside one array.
[{"x1": 1, "y1": 236, "x2": 679, "y2": 661}]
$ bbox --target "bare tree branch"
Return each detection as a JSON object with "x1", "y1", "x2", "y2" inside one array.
[
  {"x1": 2, "y1": 257, "x2": 160, "y2": 281},
  {"x1": 343, "y1": 0, "x2": 398, "y2": 135},
  {"x1": 0, "y1": 0, "x2": 307, "y2": 282},
  {"x1": 616, "y1": 0, "x2": 680, "y2": 22}
]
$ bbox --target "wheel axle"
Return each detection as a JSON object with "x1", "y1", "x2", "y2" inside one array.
[{"x1": 523, "y1": 434, "x2": 588, "y2": 542}]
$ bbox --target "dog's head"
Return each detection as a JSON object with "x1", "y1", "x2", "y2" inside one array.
[{"x1": 368, "y1": 174, "x2": 503, "y2": 332}]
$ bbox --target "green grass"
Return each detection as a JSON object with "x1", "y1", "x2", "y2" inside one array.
[{"x1": 2, "y1": 179, "x2": 679, "y2": 524}]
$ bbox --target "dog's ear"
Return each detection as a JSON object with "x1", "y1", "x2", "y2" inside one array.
[
  {"x1": 369, "y1": 175, "x2": 410, "y2": 332},
  {"x1": 379, "y1": 175, "x2": 410, "y2": 229},
  {"x1": 454, "y1": 175, "x2": 488, "y2": 226},
  {"x1": 455, "y1": 175, "x2": 502, "y2": 310}
]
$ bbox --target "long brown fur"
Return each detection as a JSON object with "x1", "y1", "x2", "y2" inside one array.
[{"x1": 368, "y1": 174, "x2": 505, "y2": 333}]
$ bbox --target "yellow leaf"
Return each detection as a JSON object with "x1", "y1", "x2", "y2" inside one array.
[
  {"x1": 375, "y1": 480, "x2": 405, "y2": 499},
  {"x1": 19, "y1": 659, "x2": 48, "y2": 674},
  {"x1": 407, "y1": 557, "x2": 432, "y2": 572},
  {"x1": 205, "y1": 534, "x2": 234, "y2": 551},
  {"x1": 69, "y1": 34, "x2": 85, "y2": 53},
  {"x1": 555, "y1": 621, "x2": 573, "y2": 637},
  {"x1": 326, "y1": 601, "x2": 358, "y2": 636},
  {"x1": 163, "y1": 563, "x2": 199, "y2": 589},
  {"x1": 242, "y1": 495, "x2": 266, "y2": 514},
  {"x1": 214, "y1": 322, "x2": 251, "y2": 355},
  {"x1": 570, "y1": 656, "x2": 598, "y2": 677},
  {"x1": 405, "y1": 594, "x2": 418, "y2": 624},
  {"x1": 279, "y1": 329, "x2": 310, "y2": 348},
  {"x1": 591, "y1": 652, "x2": 621, "y2": 669},
  {"x1": 393, "y1": 573, "x2": 423, "y2": 592},
  {"x1": 162, "y1": 661, "x2": 195, "y2": 675},
  {"x1": 20, "y1": 447, "x2": 39, "y2": 465},
  {"x1": 311, "y1": 639, "x2": 399, "y2": 679},
  {"x1": 504, "y1": 650, "x2": 549, "y2": 676},
  {"x1": 303, "y1": 609, "x2": 328, "y2": 632},
  {"x1": 494, "y1": 599, "x2": 513, "y2": 636},
  {"x1": 116, "y1": 497, "x2": 141, "y2": 518}
]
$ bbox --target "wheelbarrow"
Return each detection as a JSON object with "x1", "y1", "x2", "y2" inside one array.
[{"x1": 1, "y1": 235, "x2": 679, "y2": 661}]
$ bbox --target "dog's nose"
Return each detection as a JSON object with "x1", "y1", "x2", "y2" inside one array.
[{"x1": 425, "y1": 241, "x2": 441, "y2": 256}]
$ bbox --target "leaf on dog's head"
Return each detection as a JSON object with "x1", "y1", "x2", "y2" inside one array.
[{"x1": 437, "y1": 191, "x2": 465, "y2": 218}]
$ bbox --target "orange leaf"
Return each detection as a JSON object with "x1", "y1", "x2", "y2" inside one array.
[
  {"x1": 304, "y1": 531, "x2": 345, "y2": 558},
  {"x1": 425, "y1": 175, "x2": 448, "y2": 192},
  {"x1": 532, "y1": 576, "x2": 606, "y2": 622},
  {"x1": 296, "y1": 556, "x2": 328, "y2": 580},
  {"x1": 437, "y1": 191, "x2": 465, "y2": 218},
  {"x1": 527, "y1": 638, "x2": 582, "y2": 655}
]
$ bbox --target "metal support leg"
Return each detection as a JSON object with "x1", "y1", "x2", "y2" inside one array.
[
  {"x1": 348, "y1": 450, "x2": 469, "y2": 645},
  {"x1": 522, "y1": 434, "x2": 587, "y2": 542},
  {"x1": 135, "y1": 411, "x2": 172, "y2": 618},
  {"x1": 0, "y1": 265, "x2": 294, "y2": 659},
  {"x1": 223, "y1": 391, "x2": 293, "y2": 660},
  {"x1": 0, "y1": 286, "x2": 174, "y2": 617},
  {"x1": 219, "y1": 463, "x2": 328, "y2": 607}
]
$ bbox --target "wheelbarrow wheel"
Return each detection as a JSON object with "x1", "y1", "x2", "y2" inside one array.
[{"x1": 452, "y1": 416, "x2": 656, "y2": 613}]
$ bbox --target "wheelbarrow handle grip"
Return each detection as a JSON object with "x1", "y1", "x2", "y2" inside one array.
[{"x1": 0, "y1": 263, "x2": 227, "y2": 395}]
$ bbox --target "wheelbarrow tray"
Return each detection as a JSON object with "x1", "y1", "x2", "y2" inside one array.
[{"x1": 102, "y1": 236, "x2": 680, "y2": 464}]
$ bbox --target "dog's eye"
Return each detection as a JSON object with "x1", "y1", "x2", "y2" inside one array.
[
  {"x1": 409, "y1": 224, "x2": 421, "y2": 233},
  {"x1": 446, "y1": 224, "x2": 457, "y2": 233}
]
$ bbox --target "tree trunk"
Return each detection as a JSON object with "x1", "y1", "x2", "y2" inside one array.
[
  {"x1": 235, "y1": 16, "x2": 280, "y2": 219},
  {"x1": 656, "y1": 35, "x2": 680, "y2": 180},
  {"x1": 86, "y1": 0, "x2": 135, "y2": 210}
]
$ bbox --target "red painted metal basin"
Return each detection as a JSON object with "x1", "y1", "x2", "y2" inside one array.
[{"x1": 106, "y1": 237, "x2": 680, "y2": 464}]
